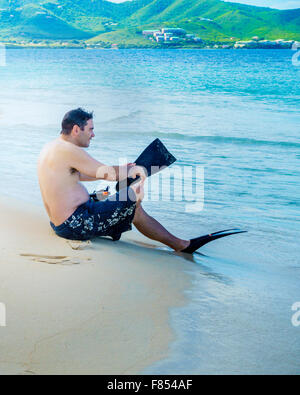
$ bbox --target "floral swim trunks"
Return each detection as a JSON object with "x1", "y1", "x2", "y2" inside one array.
[{"x1": 50, "y1": 187, "x2": 137, "y2": 241}]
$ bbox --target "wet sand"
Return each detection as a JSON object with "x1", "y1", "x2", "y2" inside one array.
[{"x1": 0, "y1": 195, "x2": 191, "y2": 375}]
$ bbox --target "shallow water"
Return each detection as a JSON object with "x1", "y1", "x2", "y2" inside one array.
[{"x1": 0, "y1": 48, "x2": 299, "y2": 374}]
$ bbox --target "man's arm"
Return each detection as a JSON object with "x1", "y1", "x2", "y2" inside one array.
[
  {"x1": 79, "y1": 167, "x2": 127, "y2": 182},
  {"x1": 66, "y1": 144, "x2": 129, "y2": 182},
  {"x1": 79, "y1": 173, "x2": 99, "y2": 182}
]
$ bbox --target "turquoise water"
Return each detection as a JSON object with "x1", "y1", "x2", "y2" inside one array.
[{"x1": 0, "y1": 49, "x2": 299, "y2": 374}]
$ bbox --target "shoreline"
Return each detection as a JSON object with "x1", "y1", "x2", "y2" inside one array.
[
  {"x1": 3, "y1": 45, "x2": 296, "y2": 50},
  {"x1": 0, "y1": 195, "x2": 192, "y2": 375}
]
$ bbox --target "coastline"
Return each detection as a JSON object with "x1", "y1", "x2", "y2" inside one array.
[
  {"x1": 2, "y1": 44, "x2": 296, "y2": 50},
  {"x1": 0, "y1": 195, "x2": 192, "y2": 375}
]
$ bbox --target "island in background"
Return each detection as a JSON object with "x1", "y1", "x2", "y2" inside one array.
[{"x1": 0, "y1": 0, "x2": 299, "y2": 49}]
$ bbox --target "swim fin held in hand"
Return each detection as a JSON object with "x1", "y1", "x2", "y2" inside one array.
[
  {"x1": 116, "y1": 138, "x2": 177, "y2": 191},
  {"x1": 181, "y1": 229, "x2": 247, "y2": 254}
]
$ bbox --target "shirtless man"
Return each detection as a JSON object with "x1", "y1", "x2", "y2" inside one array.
[{"x1": 38, "y1": 108, "x2": 191, "y2": 252}]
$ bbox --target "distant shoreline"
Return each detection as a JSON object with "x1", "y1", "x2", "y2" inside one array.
[{"x1": 3, "y1": 45, "x2": 296, "y2": 50}]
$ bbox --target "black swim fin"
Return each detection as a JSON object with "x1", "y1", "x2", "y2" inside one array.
[
  {"x1": 181, "y1": 229, "x2": 247, "y2": 254},
  {"x1": 116, "y1": 138, "x2": 177, "y2": 191}
]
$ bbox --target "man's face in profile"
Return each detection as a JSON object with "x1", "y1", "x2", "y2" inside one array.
[{"x1": 77, "y1": 119, "x2": 95, "y2": 148}]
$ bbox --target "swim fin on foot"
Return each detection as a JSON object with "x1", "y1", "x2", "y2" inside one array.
[{"x1": 181, "y1": 229, "x2": 247, "y2": 254}]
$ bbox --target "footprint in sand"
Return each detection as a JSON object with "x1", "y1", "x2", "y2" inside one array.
[{"x1": 19, "y1": 253, "x2": 79, "y2": 265}]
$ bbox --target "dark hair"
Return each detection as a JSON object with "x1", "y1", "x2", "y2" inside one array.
[{"x1": 61, "y1": 108, "x2": 93, "y2": 135}]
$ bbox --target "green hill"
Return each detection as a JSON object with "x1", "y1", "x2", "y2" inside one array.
[
  {"x1": 122, "y1": 0, "x2": 300, "y2": 41},
  {"x1": 0, "y1": 3, "x2": 94, "y2": 39},
  {"x1": 0, "y1": 0, "x2": 299, "y2": 45}
]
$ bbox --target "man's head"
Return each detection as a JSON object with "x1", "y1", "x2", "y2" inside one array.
[{"x1": 61, "y1": 108, "x2": 95, "y2": 147}]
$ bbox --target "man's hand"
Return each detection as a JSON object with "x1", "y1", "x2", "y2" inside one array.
[
  {"x1": 128, "y1": 165, "x2": 147, "y2": 183},
  {"x1": 115, "y1": 163, "x2": 135, "y2": 181},
  {"x1": 117, "y1": 163, "x2": 147, "y2": 182},
  {"x1": 125, "y1": 163, "x2": 136, "y2": 177}
]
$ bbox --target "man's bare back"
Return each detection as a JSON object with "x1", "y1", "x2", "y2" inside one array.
[{"x1": 38, "y1": 139, "x2": 91, "y2": 226}]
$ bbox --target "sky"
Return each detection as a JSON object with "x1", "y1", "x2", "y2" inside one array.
[
  {"x1": 108, "y1": 0, "x2": 300, "y2": 10},
  {"x1": 223, "y1": 0, "x2": 300, "y2": 9}
]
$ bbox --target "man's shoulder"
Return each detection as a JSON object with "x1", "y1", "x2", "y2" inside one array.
[
  {"x1": 39, "y1": 139, "x2": 78, "y2": 163},
  {"x1": 47, "y1": 139, "x2": 83, "y2": 155}
]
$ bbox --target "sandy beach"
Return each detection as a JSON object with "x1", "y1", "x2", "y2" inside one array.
[{"x1": 0, "y1": 195, "x2": 191, "y2": 375}]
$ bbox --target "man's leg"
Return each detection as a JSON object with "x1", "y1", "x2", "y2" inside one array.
[{"x1": 132, "y1": 204, "x2": 190, "y2": 252}]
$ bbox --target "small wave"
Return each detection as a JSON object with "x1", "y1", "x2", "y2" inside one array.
[
  {"x1": 5, "y1": 123, "x2": 56, "y2": 130},
  {"x1": 285, "y1": 200, "x2": 300, "y2": 207},
  {"x1": 130, "y1": 131, "x2": 300, "y2": 149},
  {"x1": 103, "y1": 110, "x2": 144, "y2": 124}
]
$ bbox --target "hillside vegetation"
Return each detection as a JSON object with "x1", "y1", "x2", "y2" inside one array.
[{"x1": 0, "y1": 0, "x2": 299, "y2": 45}]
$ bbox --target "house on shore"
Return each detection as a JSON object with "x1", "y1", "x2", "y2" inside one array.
[
  {"x1": 161, "y1": 28, "x2": 186, "y2": 36},
  {"x1": 142, "y1": 30, "x2": 161, "y2": 37},
  {"x1": 142, "y1": 28, "x2": 202, "y2": 44}
]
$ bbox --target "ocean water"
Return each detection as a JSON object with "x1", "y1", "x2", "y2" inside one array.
[{"x1": 0, "y1": 49, "x2": 299, "y2": 374}]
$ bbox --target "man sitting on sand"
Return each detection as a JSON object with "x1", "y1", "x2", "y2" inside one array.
[{"x1": 38, "y1": 108, "x2": 192, "y2": 252}]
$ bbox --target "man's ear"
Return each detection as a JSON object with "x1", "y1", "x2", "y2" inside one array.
[{"x1": 71, "y1": 125, "x2": 80, "y2": 135}]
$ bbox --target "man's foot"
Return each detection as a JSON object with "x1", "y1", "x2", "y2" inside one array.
[{"x1": 180, "y1": 229, "x2": 247, "y2": 254}]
